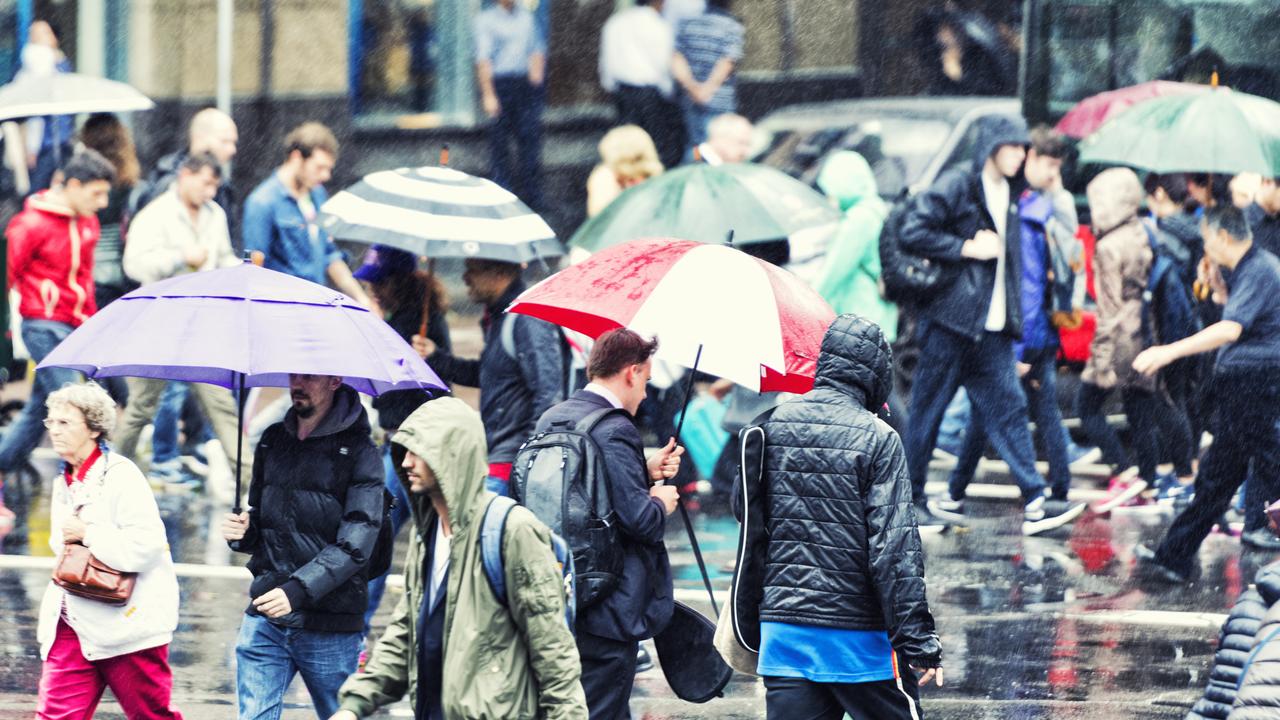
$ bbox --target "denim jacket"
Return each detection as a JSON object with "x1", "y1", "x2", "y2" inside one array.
[{"x1": 242, "y1": 173, "x2": 340, "y2": 285}]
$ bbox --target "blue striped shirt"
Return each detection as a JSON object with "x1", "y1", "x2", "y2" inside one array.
[{"x1": 675, "y1": 9, "x2": 745, "y2": 113}]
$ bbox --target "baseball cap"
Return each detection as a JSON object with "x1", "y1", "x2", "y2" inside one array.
[{"x1": 353, "y1": 245, "x2": 417, "y2": 282}]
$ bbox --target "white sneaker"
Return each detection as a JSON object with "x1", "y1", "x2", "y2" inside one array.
[{"x1": 1023, "y1": 495, "x2": 1086, "y2": 535}]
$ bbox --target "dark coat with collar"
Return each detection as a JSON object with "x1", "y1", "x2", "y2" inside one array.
[
  {"x1": 898, "y1": 115, "x2": 1029, "y2": 341},
  {"x1": 759, "y1": 314, "x2": 942, "y2": 668},
  {"x1": 429, "y1": 279, "x2": 568, "y2": 464},
  {"x1": 536, "y1": 389, "x2": 674, "y2": 642}
]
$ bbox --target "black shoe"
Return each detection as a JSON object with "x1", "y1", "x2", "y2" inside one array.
[
  {"x1": 914, "y1": 503, "x2": 951, "y2": 534},
  {"x1": 1242, "y1": 528, "x2": 1280, "y2": 551},
  {"x1": 636, "y1": 646, "x2": 653, "y2": 673},
  {"x1": 1134, "y1": 544, "x2": 1194, "y2": 584}
]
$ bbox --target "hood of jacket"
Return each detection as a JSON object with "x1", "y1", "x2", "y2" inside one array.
[
  {"x1": 812, "y1": 314, "x2": 894, "y2": 412},
  {"x1": 391, "y1": 396, "x2": 488, "y2": 536},
  {"x1": 817, "y1": 150, "x2": 880, "y2": 212},
  {"x1": 1088, "y1": 167, "x2": 1144, "y2": 237},
  {"x1": 282, "y1": 384, "x2": 369, "y2": 440},
  {"x1": 25, "y1": 190, "x2": 76, "y2": 220},
  {"x1": 973, "y1": 114, "x2": 1029, "y2": 171}
]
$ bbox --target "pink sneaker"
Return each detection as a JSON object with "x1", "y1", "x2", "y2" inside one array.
[{"x1": 1092, "y1": 477, "x2": 1150, "y2": 513}]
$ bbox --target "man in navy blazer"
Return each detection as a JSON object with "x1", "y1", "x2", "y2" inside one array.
[{"x1": 535, "y1": 328, "x2": 684, "y2": 719}]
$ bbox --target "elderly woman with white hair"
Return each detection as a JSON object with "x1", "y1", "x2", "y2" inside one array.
[{"x1": 36, "y1": 382, "x2": 183, "y2": 719}]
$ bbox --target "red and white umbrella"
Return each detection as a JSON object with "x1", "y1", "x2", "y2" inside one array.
[{"x1": 507, "y1": 238, "x2": 835, "y2": 393}]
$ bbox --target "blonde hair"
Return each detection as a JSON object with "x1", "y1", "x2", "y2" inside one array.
[
  {"x1": 598, "y1": 125, "x2": 664, "y2": 185},
  {"x1": 47, "y1": 382, "x2": 117, "y2": 439}
]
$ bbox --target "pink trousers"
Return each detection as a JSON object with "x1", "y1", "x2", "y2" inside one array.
[{"x1": 36, "y1": 619, "x2": 184, "y2": 720}]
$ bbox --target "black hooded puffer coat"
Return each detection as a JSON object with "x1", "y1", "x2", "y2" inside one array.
[
  {"x1": 759, "y1": 314, "x2": 942, "y2": 667},
  {"x1": 1229, "y1": 563, "x2": 1280, "y2": 718},
  {"x1": 1186, "y1": 563, "x2": 1280, "y2": 719}
]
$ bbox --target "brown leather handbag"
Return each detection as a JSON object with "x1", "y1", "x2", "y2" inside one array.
[{"x1": 52, "y1": 541, "x2": 136, "y2": 606}]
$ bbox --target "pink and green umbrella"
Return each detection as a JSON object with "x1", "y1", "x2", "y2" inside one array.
[{"x1": 1078, "y1": 87, "x2": 1280, "y2": 176}]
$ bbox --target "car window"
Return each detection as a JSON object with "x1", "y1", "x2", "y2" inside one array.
[{"x1": 756, "y1": 117, "x2": 952, "y2": 198}]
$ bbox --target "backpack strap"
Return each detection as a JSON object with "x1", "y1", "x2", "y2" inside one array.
[
  {"x1": 481, "y1": 494, "x2": 519, "y2": 607},
  {"x1": 574, "y1": 406, "x2": 626, "y2": 434},
  {"x1": 500, "y1": 312, "x2": 518, "y2": 360}
]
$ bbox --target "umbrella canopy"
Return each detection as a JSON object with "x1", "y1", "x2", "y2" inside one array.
[
  {"x1": 569, "y1": 163, "x2": 840, "y2": 254},
  {"x1": 40, "y1": 263, "x2": 446, "y2": 395},
  {"x1": 319, "y1": 165, "x2": 564, "y2": 263},
  {"x1": 1077, "y1": 87, "x2": 1280, "y2": 176},
  {"x1": 0, "y1": 72, "x2": 153, "y2": 122},
  {"x1": 507, "y1": 238, "x2": 835, "y2": 393},
  {"x1": 1055, "y1": 81, "x2": 1209, "y2": 139}
]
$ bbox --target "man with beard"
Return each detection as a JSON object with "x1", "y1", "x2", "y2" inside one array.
[{"x1": 222, "y1": 374, "x2": 384, "y2": 719}]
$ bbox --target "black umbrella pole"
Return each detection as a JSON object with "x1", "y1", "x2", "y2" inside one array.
[
  {"x1": 670, "y1": 346, "x2": 719, "y2": 616},
  {"x1": 232, "y1": 372, "x2": 246, "y2": 515}
]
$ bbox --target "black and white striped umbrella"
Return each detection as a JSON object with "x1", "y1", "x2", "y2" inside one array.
[{"x1": 319, "y1": 166, "x2": 564, "y2": 263}]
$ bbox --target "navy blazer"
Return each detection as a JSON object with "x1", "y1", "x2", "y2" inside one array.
[{"x1": 536, "y1": 389, "x2": 674, "y2": 642}]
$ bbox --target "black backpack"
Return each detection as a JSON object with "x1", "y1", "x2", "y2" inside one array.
[
  {"x1": 878, "y1": 197, "x2": 947, "y2": 305},
  {"x1": 1140, "y1": 223, "x2": 1201, "y2": 348},
  {"x1": 511, "y1": 407, "x2": 625, "y2": 609}
]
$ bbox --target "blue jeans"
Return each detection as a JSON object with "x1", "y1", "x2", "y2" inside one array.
[
  {"x1": 682, "y1": 102, "x2": 721, "y2": 149},
  {"x1": 935, "y1": 390, "x2": 970, "y2": 456},
  {"x1": 0, "y1": 320, "x2": 79, "y2": 471},
  {"x1": 235, "y1": 613, "x2": 361, "y2": 720},
  {"x1": 949, "y1": 347, "x2": 1073, "y2": 499},
  {"x1": 363, "y1": 442, "x2": 413, "y2": 635},
  {"x1": 152, "y1": 382, "x2": 187, "y2": 464},
  {"x1": 905, "y1": 320, "x2": 1046, "y2": 504}
]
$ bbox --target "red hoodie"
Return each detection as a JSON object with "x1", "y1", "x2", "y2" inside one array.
[{"x1": 6, "y1": 191, "x2": 99, "y2": 328}]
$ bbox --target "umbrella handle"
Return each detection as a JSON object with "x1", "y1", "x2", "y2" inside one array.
[
  {"x1": 671, "y1": 345, "x2": 719, "y2": 615},
  {"x1": 232, "y1": 372, "x2": 247, "y2": 515},
  {"x1": 419, "y1": 258, "x2": 436, "y2": 339}
]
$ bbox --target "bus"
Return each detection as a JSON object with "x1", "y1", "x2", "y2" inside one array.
[{"x1": 1020, "y1": 0, "x2": 1280, "y2": 126}]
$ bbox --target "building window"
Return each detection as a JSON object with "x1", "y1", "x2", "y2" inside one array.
[{"x1": 350, "y1": 0, "x2": 480, "y2": 124}]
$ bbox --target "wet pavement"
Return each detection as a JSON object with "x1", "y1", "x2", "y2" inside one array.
[{"x1": 1, "y1": 440, "x2": 1276, "y2": 718}]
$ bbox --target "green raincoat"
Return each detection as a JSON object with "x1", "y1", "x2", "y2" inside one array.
[
  {"x1": 336, "y1": 397, "x2": 587, "y2": 719},
  {"x1": 815, "y1": 151, "x2": 899, "y2": 342}
]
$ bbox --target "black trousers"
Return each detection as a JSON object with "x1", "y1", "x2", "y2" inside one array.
[
  {"x1": 577, "y1": 630, "x2": 638, "y2": 720},
  {"x1": 1156, "y1": 370, "x2": 1280, "y2": 576},
  {"x1": 764, "y1": 672, "x2": 923, "y2": 720},
  {"x1": 613, "y1": 84, "x2": 686, "y2": 170}
]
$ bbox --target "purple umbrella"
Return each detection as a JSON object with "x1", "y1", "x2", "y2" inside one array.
[{"x1": 40, "y1": 263, "x2": 447, "y2": 511}]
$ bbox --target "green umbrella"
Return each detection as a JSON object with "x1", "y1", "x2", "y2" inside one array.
[
  {"x1": 570, "y1": 163, "x2": 840, "y2": 253},
  {"x1": 1078, "y1": 87, "x2": 1280, "y2": 176}
]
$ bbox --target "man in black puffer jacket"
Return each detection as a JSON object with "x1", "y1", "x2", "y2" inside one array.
[
  {"x1": 755, "y1": 314, "x2": 942, "y2": 719},
  {"x1": 222, "y1": 375, "x2": 384, "y2": 719}
]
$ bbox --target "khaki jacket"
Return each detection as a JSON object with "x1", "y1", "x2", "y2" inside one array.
[{"x1": 337, "y1": 397, "x2": 586, "y2": 719}]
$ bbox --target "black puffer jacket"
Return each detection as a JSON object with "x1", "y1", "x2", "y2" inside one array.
[
  {"x1": 1230, "y1": 564, "x2": 1280, "y2": 719},
  {"x1": 229, "y1": 385, "x2": 385, "y2": 633},
  {"x1": 760, "y1": 314, "x2": 942, "y2": 667},
  {"x1": 1187, "y1": 563, "x2": 1280, "y2": 719},
  {"x1": 898, "y1": 115, "x2": 1029, "y2": 341}
]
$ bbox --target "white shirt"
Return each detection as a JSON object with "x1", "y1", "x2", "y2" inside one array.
[
  {"x1": 599, "y1": 6, "x2": 674, "y2": 96},
  {"x1": 429, "y1": 518, "x2": 450, "y2": 608},
  {"x1": 584, "y1": 382, "x2": 625, "y2": 410},
  {"x1": 982, "y1": 171, "x2": 1011, "y2": 332}
]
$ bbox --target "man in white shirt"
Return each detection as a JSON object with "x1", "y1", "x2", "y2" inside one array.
[
  {"x1": 598, "y1": 0, "x2": 686, "y2": 168},
  {"x1": 116, "y1": 153, "x2": 249, "y2": 494},
  {"x1": 897, "y1": 115, "x2": 1086, "y2": 535}
]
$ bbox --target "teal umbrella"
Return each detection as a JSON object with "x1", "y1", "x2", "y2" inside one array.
[
  {"x1": 1077, "y1": 87, "x2": 1280, "y2": 176},
  {"x1": 570, "y1": 163, "x2": 839, "y2": 253}
]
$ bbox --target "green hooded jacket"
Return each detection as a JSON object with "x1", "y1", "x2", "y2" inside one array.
[
  {"x1": 815, "y1": 151, "x2": 899, "y2": 342},
  {"x1": 336, "y1": 397, "x2": 587, "y2": 719}
]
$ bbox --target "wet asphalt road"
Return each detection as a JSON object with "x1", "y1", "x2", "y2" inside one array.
[{"x1": 1, "y1": 448, "x2": 1274, "y2": 719}]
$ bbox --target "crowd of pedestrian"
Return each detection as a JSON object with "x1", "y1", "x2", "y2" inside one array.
[{"x1": 5, "y1": 5, "x2": 1280, "y2": 720}]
